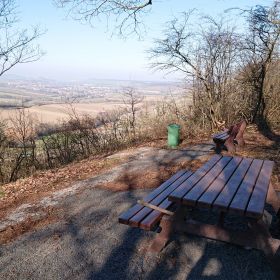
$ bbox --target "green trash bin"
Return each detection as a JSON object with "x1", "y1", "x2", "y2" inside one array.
[{"x1": 167, "y1": 124, "x2": 180, "y2": 147}]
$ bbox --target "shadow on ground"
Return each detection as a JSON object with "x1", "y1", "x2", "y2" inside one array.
[
  {"x1": 0, "y1": 145, "x2": 278, "y2": 280},
  {"x1": 256, "y1": 117, "x2": 280, "y2": 144},
  {"x1": 0, "y1": 187, "x2": 277, "y2": 280}
]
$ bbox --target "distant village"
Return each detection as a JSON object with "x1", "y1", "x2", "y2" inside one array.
[{"x1": 0, "y1": 78, "x2": 183, "y2": 108}]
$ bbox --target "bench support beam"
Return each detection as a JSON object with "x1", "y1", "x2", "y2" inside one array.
[
  {"x1": 149, "y1": 214, "x2": 280, "y2": 256},
  {"x1": 175, "y1": 219, "x2": 280, "y2": 256},
  {"x1": 137, "y1": 200, "x2": 174, "y2": 216}
]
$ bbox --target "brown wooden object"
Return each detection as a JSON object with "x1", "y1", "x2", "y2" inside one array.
[
  {"x1": 118, "y1": 155, "x2": 280, "y2": 278},
  {"x1": 213, "y1": 120, "x2": 247, "y2": 152}
]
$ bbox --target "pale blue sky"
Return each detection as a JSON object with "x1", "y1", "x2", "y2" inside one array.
[{"x1": 6, "y1": 0, "x2": 273, "y2": 82}]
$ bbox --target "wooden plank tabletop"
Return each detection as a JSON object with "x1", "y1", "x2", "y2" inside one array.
[{"x1": 168, "y1": 155, "x2": 274, "y2": 218}]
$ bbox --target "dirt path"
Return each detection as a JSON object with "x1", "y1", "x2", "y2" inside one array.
[
  {"x1": 0, "y1": 142, "x2": 278, "y2": 279},
  {"x1": 0, "y1": 183, "x2": 276, "y2": 280},
  {"x1": 0, "y1": 144, "x2": 213, "y2": 243}
]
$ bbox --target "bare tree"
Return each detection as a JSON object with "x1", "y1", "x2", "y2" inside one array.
[
  {"x1": 122, "y1": 87, "x2": 143, "y2": 137},
  {"x1": 8, "y1": 108, "x2": 37, "y2": 145},
  {"x1": 55, "y1": 0, "x2": 152, "y2": 36},
  {"x1": 0, "y1": 0, "x2": 44, "y2": 77},
  {"x1": 7, "y1": 108, "x2": 38, "y2": 181},
  {"x1": 0, "y1": 120, "x2": 7, "y2": 182},
  {"x1": 149, "y1": 12, "x2": 240, "y2": 129},
  {"x1": 238, "y1": 2, "x2": 280, "y2": 122}
]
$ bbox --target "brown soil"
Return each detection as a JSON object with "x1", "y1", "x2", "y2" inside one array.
[
  {"x1": 0, "y1": 206, "x2": 59, "y2": 244},
  {"x1": 234, "y1": 125, "x2": 280, "y2": 189},
  {"x1": 98, "y1": 158, "x2": 206, "y2": 192}
]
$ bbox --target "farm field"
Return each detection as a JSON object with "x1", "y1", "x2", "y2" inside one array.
[
  {"x1": 0, "y1": 78, "x2": 189, "y2": 124},
  {"x1": 0, "y1": 95, "x2": 191, "y2": 124},
  {"x1": 1, "y1": 102, "x2": 125, "y2": 123}
]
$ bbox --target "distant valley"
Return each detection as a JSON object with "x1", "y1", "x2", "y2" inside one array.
[{"x1": 0, "y1": 77, "x2": 189, "y2": 124}]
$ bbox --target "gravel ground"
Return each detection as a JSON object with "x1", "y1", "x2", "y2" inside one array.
[
  {"x1": 1, "y1": 145, "x2": 213, "y2": 232},
  {"x1": 0, "y1": 187, "x2": 277, "y2": 280},
  {"x1": 0, "y1": 145, "x2": 278, "y2": 280}
]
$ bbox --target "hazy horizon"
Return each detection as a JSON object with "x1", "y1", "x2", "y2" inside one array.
[{"x1": 0, "y1": 73, "x2": 182, "y2": 84}]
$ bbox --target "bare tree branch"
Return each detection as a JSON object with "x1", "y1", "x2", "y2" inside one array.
[
  {"x1": 54, "y1": 0, "x2": 152, "y2": 37},
  {"x1": 237, "y1": 2, "x2": 280, "y2": 121},
  {"x1": 0, "y1": 0, "x2": 45, "y2": 77}
]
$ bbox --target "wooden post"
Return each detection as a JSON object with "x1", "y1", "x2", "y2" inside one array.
[
  {"x1": 149, "y1": 206, "x2": 188, "y2": 253},
  {"x1": 149, "y1": 215, "x2": 173, "y2": 253}
]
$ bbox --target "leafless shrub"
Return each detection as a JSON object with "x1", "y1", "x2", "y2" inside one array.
[
  {"x1": 150, "y1": 12, "x2": 241, "y2": 130},
  {"x1": 122, "y1": 87, "x2": 143, "y2": 138},
  {"x1": 0, "y1": 93, "x2": 201, "y2": 185},
  {"x1": 0, "y1": 109, "x2": 39, "y2": 182}
]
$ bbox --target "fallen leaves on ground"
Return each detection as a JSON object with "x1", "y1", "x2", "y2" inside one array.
[
  {"x1": 0, "y1": 125, "x2": 279, "y2": 244},
  {"x1": 234, "y1": 125, "x2": 280, "y2": 189},
  {"x1": 98, "y1": 158, "x2": 207, "y2": 192},
  {"x1": 0, "y1": 155, "x2": 126, "y2": 219},
  {"x1": 0, "y1": 206, "x2": 58, "y2": 244}
]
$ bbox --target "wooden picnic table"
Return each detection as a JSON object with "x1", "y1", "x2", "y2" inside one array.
[
  {"x1": 169, "y1": 155, "x2": 275, "y2": 218},
  {"x1": 149, "y1": 155, "x2": 280, "y2": 275}
]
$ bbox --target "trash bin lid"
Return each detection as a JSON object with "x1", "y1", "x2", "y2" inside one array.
[{"x1": 168, "y1": 124, "x2": 180, "y2": 129}]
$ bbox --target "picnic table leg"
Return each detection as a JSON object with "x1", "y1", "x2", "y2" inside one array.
[
  {"x1": 248, "y1": 219, "x2": 279, "y2": 255},
  {"x1": 215, "y1": 142, "x2": 222, "y2": 154},
  {"x1": 248, "y1": 219, "x2": 280, "y2": 278},
  {"x1": 149, "y1": 206, "x2": 188, "y2": 253},
  {"x1": 235, "y1": 136, "x2": 245, "y2": 147},
  {"x1": 266, "y1": 183, "x2": 280, "y2": 217},
  {"x1": 224, "y1": 137, "x2": 236, "y2": 153},
  {"x1": 234, "y1": 131, "x2": 245, "y2": 147},
  {"x1": 235, "y1": 121, "x2": 246, "y2": 147},
  {"x1": 149, "y1": 215, "x2": 173, "y2": 253}
]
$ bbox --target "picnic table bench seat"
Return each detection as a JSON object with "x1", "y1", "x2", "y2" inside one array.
[
  {"x1": 213, "y1": 120, "x2": 247, "y2": 152},
  {"x1": 119, "y1": 169, "x2": 193, "y2": 231}
]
